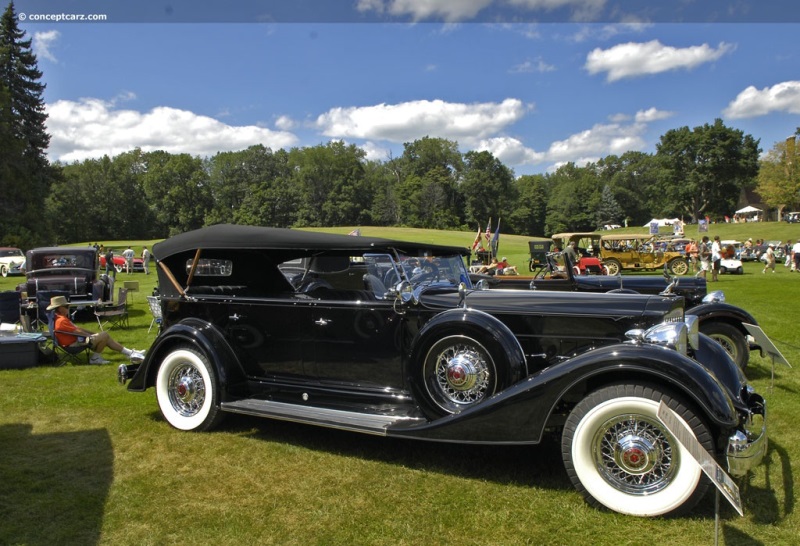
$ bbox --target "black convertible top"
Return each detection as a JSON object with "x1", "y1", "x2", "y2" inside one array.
[{"x1": 153, "y1": 224, "x2": 469, "y2": 259}]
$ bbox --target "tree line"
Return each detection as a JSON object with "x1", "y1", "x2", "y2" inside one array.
[{"x1": 2, "y1": 1, "x2": 798, "y2": 249}]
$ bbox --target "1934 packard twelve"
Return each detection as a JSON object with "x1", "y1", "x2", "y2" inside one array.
[{"x1": 119, "y1": 225, "x2": 767, "y2": 517}]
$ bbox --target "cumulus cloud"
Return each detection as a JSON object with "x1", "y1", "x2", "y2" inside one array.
[
  {"x1": 585, "y1": 40, "x2": 735, "y2": 81},
  {"x1": 315, "y1": 98, "x2": 529, "y2": 143},
  {"x1": 723, "y1": 81, "x2": 800, "y2": 119},
  {"x1": 634, "y1": 107, "x2": 674, "y2": 123},
  {"x1": 356, "y1": 0, "x2": 605, "y2": 22},
  {"x1": 33, "y1": 30, "x2": 60, "y2": 63},
  {"x1": 46, "y1": 98, "x2": 298, "y2": 162},
  {"x1": 477, "y1": 113, "x2": 657, "y2": 169}
]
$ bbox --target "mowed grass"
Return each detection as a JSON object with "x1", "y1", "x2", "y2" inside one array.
[{"x1": 1, "y1": 226, "x2": 799, "y2": 545}]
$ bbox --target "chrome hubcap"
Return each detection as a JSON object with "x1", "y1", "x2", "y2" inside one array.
[
  {"x1": 168, "y1": 364, "x2": 205, "y2": 417},
  {"x1": 593, "y1": 414, "x2": 677, "y2": 495},
  {"x1": 434, "y1": 344, "x2": 490, "y2": 407}
]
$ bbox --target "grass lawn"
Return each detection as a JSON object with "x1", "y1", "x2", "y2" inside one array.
[{"x1": 1, "y1": 226, "x2": 799, "y2": 545}]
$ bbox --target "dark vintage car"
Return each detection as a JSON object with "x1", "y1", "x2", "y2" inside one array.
[
  {"x1": 17, "y1": 247, "x2": 112, "y2": 303},
  {"x1": 119, "y1": 225, "x2": 766, "y2": 517},
  {"x1": 475, "y1": 252, "x2": 762, "y2": 370}
]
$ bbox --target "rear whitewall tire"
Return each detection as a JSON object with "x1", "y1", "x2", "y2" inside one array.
[{"x1": 155, "y1": 346, "x2": 224, "y2": 431}]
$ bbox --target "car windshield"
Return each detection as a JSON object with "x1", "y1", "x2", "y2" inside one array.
[
  {"x1": 0, "y1": 249, "x2": 23, "y2": 258},
  {"x1": 365, "y1": 252, "x2": 471, "y2": 291}
]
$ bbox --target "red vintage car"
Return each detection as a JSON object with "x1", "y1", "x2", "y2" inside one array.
[{"x1": 99, "y1": 253, "x2": 144, "y2": 273}]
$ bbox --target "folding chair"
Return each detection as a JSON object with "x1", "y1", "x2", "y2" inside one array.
[
  {"x1": 146, "y1": 295, "x2": 162, "y2": 333},
  {"x1": 95, "y1": 288, "x2": 128, "y2": 331},
  {"x1": 35, "y1": 290, "x2": 70, "y2": 331},
  {"x1": 47, "y1": 309, "x2": 91, "y2": 366},
  {"x1": 0, "y1": 290, "x2": 21, "y2": 326}
]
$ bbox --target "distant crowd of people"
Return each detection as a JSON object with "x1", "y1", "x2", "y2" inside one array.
[{"x1": 683, "y1": 236, "x2": 800, "y2": 279}]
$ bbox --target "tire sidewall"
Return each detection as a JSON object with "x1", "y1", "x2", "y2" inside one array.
[
  {"x1": 564, "y1": 387, "x2": 708, "y2": 517},
  {"x1": 155, "y1": 347, "x2": 218, "y2": 431}
]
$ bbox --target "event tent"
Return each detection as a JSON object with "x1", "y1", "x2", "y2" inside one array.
[{"x1": 735, "y1": 205, "x2": 761, "y2": 214}]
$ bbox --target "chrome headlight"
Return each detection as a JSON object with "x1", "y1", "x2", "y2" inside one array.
[
  {"x1": 684, "y1": 314, "x2": 699, "y2": 350},
  {"x1": 626, "y1": 322, "x2": 688, "y2": 354},
  {"x1": 702, "y1": 290, "x2": 725, "y2": 303}
]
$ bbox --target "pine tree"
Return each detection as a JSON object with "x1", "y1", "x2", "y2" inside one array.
[{"x1": 0, "y1": 1, "x2": 53, "y2": 246}]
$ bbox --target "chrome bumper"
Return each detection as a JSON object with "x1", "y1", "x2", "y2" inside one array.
[{"x1": 726, "y1": 394, "x2": 767, "y2": 477}]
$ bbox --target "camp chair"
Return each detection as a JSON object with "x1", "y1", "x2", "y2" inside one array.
[
  {"x1": 0, "y1": 290, "x2": 21, "y2": 327},
  {"x1": 35, "y1": 290, "x2": 70, "y2": 331},
  {"x1": 95, "y1": 288, "x2": 128, "y2": 331},
  {"x1": 47, "y1": 309, "x2": 91, "y2": 366},
  {"x1": 146, "y1": 295, "x2": 162, "y2": 333}
]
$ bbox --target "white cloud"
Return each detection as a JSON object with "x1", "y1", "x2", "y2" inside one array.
[
  {"x1": 634, "y1": 107, "x2": 674, "y2": 123},
  {"x1": 46, "y1": 98, "x2": 298, "y2": 162},
  {"x1": 509, "y1": 57, "x2": 555, "y2": 73},
  {"x1": 274, "y1": 115, "x2": 296, "y2": 130},
  {"x1": 33, "y1": 30, "x2": 60, "y2": 63},
  {"x1": 356, "y1": 0, "x2": 605, "y2": 22},
  {"x1": 585, "y1": 40, "x2": 735, "y2": 82},
  {"x1": 479, "y1": 113, "x2": 657, "y2": 169},
  {"x1": 723, "y1": 81, "x2": 800, "y2": 119},
  {"x1": 315, "y1": 98, "x2": 529, "y2": 143}
]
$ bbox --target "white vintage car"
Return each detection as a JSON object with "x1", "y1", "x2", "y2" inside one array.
[{"x1": 0, "y1": 247, "x2": 25, "y2": 277}]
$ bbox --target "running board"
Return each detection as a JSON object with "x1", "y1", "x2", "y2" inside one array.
[{"x1": 220, "y1": 399, "x2": 425, "y2": 435}]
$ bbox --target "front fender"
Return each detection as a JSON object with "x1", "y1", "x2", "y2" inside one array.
[
  {"x1": 126, "y1": 317, "x2": 244, "y2": 393},
  {"x1": 389, "y1": 342, "x2": 738, "y2": 444},
  {"x1": 688, "y1": 301, "x2": 758, "y2": 328}
]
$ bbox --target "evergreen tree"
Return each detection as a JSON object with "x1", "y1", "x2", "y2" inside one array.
[{"x1": 0, "y1": 1, "x2": 53, "y2": 246}]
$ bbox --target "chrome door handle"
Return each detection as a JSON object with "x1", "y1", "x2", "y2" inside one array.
[{"x1": 314, "y1": 318, "x2": 331, "y2": 326}]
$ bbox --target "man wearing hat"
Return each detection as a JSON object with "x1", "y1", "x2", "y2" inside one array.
[
  {"x1": 762, "y1": 243, "x2": 776, "y2": 274},
  {"x1": 47, "y1": 295, "x2": 145, "y2": 365}
]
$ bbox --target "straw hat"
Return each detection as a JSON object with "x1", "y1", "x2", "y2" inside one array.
[{"x1": 46, "y1": 295, "x2": 69, "y2": 310}]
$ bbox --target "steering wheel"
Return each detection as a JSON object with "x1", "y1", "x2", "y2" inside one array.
[{"x1": 411, "y1": 260, "x2": 440, "y2": 283}]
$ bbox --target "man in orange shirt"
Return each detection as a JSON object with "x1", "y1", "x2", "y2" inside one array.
[{"x1": 47, "y1": 295, "x2": 144, "y2": 365}]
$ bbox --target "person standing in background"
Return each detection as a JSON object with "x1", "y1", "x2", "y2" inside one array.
[{"x1": 142, "y1": 246, "x2": 151, "y2": 275}]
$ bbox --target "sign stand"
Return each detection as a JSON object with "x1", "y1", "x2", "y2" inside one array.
[
  {"x1": 743, "y1": 323, "x2": 791, "y2": 389},
  {"x1": 657, "y1": 402, "x2": 743, "y2": 545}
]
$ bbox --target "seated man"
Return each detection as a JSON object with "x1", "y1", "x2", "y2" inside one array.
[
  {"x1": 47, "y1": 295, "x2": 145, "y2": 365},
  {"x1": 496, "y1": 257, "x2": 518, "y2": 275}
]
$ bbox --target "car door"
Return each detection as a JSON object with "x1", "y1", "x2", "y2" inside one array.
[
  {"x1": 308, "y1": 291, "x2": 406, "y2": 394},
  {"x1": 223, "y1": 295, "x2": 314, "y2": 380}
]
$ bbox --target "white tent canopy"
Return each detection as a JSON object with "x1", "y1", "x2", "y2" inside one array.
[
  {"x1": 735, "y1": 205, "x2": 761, "y2": 214},
  {"x1": 643, "y1": 218, "x2": 680, "y2": 227}
]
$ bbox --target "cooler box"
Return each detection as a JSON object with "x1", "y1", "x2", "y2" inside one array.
[{"x1": 0, "y1": 332, "x2": 45, "y2": 370}]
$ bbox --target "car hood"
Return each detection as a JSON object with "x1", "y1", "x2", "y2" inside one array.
[{"x1": 419, "y1": 288, "x2": 680, "y2": 320}]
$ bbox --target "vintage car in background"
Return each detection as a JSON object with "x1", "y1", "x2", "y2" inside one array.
[
  {"x1": 719, "y1": 240, "x2": 744, "y2": 274},
  {"x1": 119, "y1": 224, "x2": 766, "y2": 518},
  {"x1": 550, "y1": 232, "x2": 606, "y2": 274},
  {"x1": 99, "y1": 253, "x2": 144, "y2": 273},
  {"x1": 599, "y1": 233, "x2": 689, "y2": 276},
  {"x1": 0, "y1": 247, "x2": 25, "y2": 277},
  {"x1": 18, "y1": 247, "x2": 113, "y2": 303},
  {"x1": 474, "y1": 251, "x2": 760, "y2": 370}
]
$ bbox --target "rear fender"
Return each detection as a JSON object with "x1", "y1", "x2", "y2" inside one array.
[
  {"x1": 127, "y1": 318, "x2": 245, "y2": 393},
  {"x1": 409, "y1": 307, "x2": 527, "y2": 382}
]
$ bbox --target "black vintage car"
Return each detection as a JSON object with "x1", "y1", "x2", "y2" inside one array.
[
  {"x1": 120, "y1": 225, "x2": 766, "y2": 517},
  {"x1": 18, "y1": 247, "x2": 112, "y2": 303},
  {"x1": 475, "y1": 252, "x2": 761, "y2": 370}
]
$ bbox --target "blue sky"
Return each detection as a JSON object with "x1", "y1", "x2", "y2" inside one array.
[{"x1": 14, "y1": 1, "x2": 800, "y2": 175}]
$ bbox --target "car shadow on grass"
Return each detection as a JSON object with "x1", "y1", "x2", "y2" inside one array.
[{"x1": 0, "y1": 423, "x2": 112, "y2": 545}]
